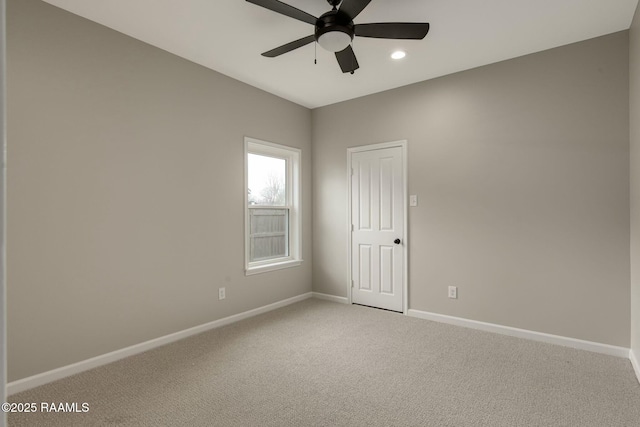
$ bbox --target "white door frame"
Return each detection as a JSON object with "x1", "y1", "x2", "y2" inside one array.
[{"x1": 347, "y1": 140, "x2": 408, "y2": 315}]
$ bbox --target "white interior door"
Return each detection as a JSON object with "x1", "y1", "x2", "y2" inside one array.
[{"x1": 351, "y1": 146, "x2": 404, "y2": 312}]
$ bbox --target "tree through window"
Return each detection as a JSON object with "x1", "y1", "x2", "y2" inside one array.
[{"x1": 248, "y1": 154, "x2": 285, "y2": 206}]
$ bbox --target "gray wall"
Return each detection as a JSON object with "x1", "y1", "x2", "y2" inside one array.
[
  {"x1": 7, "y1": 0, "x2": 312, "y2": 382},
  {"x1": 1, "y1": 0, "x2": 6, "y2": 423},
  {"x1": 630, "y1": 2, "x2": 640, "y2": 361},
  {"x1": 312, "y1": 32, "x2": 630, "y2": 347}
]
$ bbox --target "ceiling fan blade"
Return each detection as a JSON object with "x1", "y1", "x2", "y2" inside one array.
[
  {"x1": 339, "y1": 0, "x2": 372, "y2": 20},
  {"x1": 246, "y1": 0, "x2": 317, "y2": 25},
  {"x1": 355, "y1": 22, "x2": 430, "y2": 39},
  {"x1": 335, "y1": 45, "x2": 360, "y2": 73},
  {"x1": 262, "y1": 35, "x2": 316, "y2": 57}
]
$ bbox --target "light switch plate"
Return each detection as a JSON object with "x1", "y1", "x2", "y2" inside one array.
[{"x1": 410, "y1": 195, "x2": 418, "y2": 207}]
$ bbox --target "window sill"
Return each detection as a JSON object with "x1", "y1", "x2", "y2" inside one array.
[{"x1": 245, "y1": 259, "x2": 303, "y2": 276}]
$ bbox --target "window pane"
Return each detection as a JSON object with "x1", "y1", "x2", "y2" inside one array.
[
  {"x1": 249, "y1": 208, "x2": 289, "y2": 261},
  {"x1": 248, "y1": 153, "x2": 286, "y2": 206}
]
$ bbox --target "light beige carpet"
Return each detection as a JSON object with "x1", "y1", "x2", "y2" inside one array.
[{"x1": 8, "y1": 298, "x2": 640, "y2": 426}]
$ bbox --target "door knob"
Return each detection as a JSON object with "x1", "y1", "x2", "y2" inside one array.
[{"x1": 394, "y1": 238, "x2": 401, "y2": 245}]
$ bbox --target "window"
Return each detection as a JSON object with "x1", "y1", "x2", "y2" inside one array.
[{"x1": 245, "y1": 137, "x2": 301, "y2": 275}]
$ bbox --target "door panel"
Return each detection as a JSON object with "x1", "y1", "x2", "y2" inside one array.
[
  {"x1": 359, "y1": 244, "x2": 372, "y2": 291},
  {"x1": 380, "y1": 157, "x2": 394, "y2": 231},
  {"x1": 351, "y1": 146, "x2": 404, "y2": 312},
  {"x1": 359, "y1": 165, "x2": 371, "y2": 230},
  {"x1": 380, "y1": 245, "x2": 394, "y2": 294}
]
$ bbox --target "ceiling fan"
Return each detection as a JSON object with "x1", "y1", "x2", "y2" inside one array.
[{"x1": 246, "y1": 0, "x2": 430, "y2": 74}]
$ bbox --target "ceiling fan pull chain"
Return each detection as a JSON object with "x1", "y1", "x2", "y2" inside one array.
[{"x1": 315, "y1": 41, "x2": 317, "y2": 65}]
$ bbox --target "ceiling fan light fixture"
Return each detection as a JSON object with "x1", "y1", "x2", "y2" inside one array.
[{"x1": 317, "y1": 29, "x2": 353, "y2": 52}]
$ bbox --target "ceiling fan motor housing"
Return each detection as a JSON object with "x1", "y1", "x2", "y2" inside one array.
[{"x1": 315, "y1": 10, "x2": 354, "y2": 52}]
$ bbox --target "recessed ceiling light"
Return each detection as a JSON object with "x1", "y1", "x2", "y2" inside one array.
[{"x1": 391, "y1": 51, "x2": 406, "y2": 60}]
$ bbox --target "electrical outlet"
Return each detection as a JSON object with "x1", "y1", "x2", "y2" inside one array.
[
  {"x1": 218, "y1": 287, "x2": 226, "y2": 300},
  {"x1": 448, "y1": 286, "x2": 457, "y2": 299}
]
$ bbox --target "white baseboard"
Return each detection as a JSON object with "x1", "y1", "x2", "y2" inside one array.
[
  {"x1": 7, "y1": 292, "x2": 313, "y2": 396},
  {"x1": 9, "y1": 295, "x2": 633, "y2": 395},
  {"x1": 312, "y1": 292, "x2": 348, "y2": 304},
  {"x1": 407, "y1": 309, "x2": 629, "y2": 358},
  {"x1": 631, "y1": 349, "x2": 640, "y2": 384}
]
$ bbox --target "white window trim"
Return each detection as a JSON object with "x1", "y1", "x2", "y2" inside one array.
[{"x1": 244, "y1": 137, "x2": 302, "y2": 275}]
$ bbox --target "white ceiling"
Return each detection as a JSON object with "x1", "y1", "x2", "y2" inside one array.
[{"x1": 42, "y1": 0, "x2": 639, "y2": 108}]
